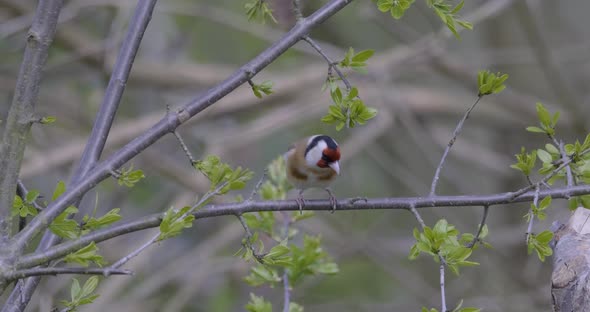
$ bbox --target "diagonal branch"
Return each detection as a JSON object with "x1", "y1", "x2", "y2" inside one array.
[
  {"x1": 12, "y1": 0, "x2": 356, "y2": 253},
  {"x1": 16, "y1": 183, "x2": 590, "y2": 270}
]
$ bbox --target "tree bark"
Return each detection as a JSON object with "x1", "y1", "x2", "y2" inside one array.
[{"x1": 551, "y1": 207, "x2": 590, "y2": 311}]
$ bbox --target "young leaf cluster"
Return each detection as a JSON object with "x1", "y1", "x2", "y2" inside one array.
[
  {"x1": 526, "y1": 103, "x2": 560, "y2": 136},
  {"x1": 158, "y1": 206, "x2": 195, "y2": 241},
  {"x1": 12, "y1": 191, "x2": 40, "y2": 218},
  {"x1": 409, "y1": 219, "x2": 479, "y2": 275},
  {"x1": 48, "y1": 181, "x2": 122, "y2": 240},
  {"x1": 321, "y1": 87, "x2": 377, "y2": 131},
  {"x1": 250, "y1": 81, "x2": 274, "y2": 98},
  {"x1": 117, "y1": 165, "x2": 145, "y2": 187},
  {"x1": 376, "y1": 0, "x2": 415, "y2": 19},
  {"x1": 245, "y1": 0, "x2": 277, "y2": 24},
  {"x1": 524, "y1": 196, "x2": 551, "y2": 222},
  {"x1": 195, "y1": 155, "x2": 254, "y2": 194},
  {"x1": 64, "y1": 242, "x2": 107, "y2": 267},
  {"x1": 510, "y1": 147, "x2": 536, "y2": 177},
  {"x1": 527, "y1": 230, "x2": 553, "y2": 262},
  {"x1": 245, "y1": 293, "x2": 303, "y2": 312},
  {"x1": 60, "y1": 277, "x2": 100, "y2": 311},
  {"x1": 260, "y1": 156, "x2": 292, "y2": 201},
  {"x1": 427, "y1": 0, "x2": 472, "y2": 38},
  {"x1": 515, "y1": 103, "x2": 590, "y2": 210},
  {"x1": 422, "y1": 299, "x2": 480, "y2": 312},
  {"x1": 338, "y1": 48, "x2": 374, "y2": 74},
  {"x1": 320, "y1": 48, "x2": 378, "y2": 131},
  {"x1": 477, "y1": 70, "x2": 508, "y2": 96}
]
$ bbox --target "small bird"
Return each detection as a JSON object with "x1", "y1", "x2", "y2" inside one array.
[{"x1": 284, "y1": 135, "x2": 341, "y2": 213}]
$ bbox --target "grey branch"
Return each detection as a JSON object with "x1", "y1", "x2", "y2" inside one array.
[
  {"x1": 0, "y1": 0, "x2": 64, "y2": 245},
  {"x1": 3, "y1": 1, "x2": 159, "y2": 311},
  {"x1": 12, "y1": 0, "x2": 355, "y2": 254},
  {"x1": 6, "y1": 267, "x2": 132, "y2": 280},
  {"x1": 15, "y1": 183, "x2": 590, "y2": 270}
]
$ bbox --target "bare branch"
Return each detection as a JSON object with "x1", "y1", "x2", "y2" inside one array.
[
  {"x1": 173, "y1": 130, "x2": 197, "y2": 166},
  {"x1": 248, "y1": 171, "x2": 268, "y2": 202},
  {"x1": 439, "y1": 262, "x2": 446, "y2": 312},
  {"x1": 468, "y1": 205, "x2": 489, "y2": 248},
  {"x1": 6, "y1": 267, "x2": 132, "y2": 280},
  {"x1": 0, "y1": 0, "x2": 64, "y2": 244},
  {"x1": 12, "y1": 0, "x2": 355, "y2": 253},
  {"x1": 281, "y1": 212, "x2": 291, "y2": 312},
  {"x1": 430, "y1": 95, "x2": 483, "y2": 196}
]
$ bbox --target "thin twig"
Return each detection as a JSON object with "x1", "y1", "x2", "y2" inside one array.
[
  {"x1": 526, "y1": 186, "x2": 540, "y2": 243},
  {"x1": 440, "y1": 262, "x2": 446, "y2": 312},
  {"x1": 559, "y1": 140, "x2": 574, "y2": 189},
  {"x1": 409, "y1": 204, "x2": 426, "y2": 229},
  {"x1": 281, "y1": 211, "x2": 291, "y2": 312},
  {"x1": 467, "y1": 205, "x2": 489, "y2": 248},
  {"x1": 7, "y1": 267, "x2": 132, "y2": 280},
  {"x1": 173, "y1": 130, "x2": 197, "y2": 166},
  {"x1": 248, "y1": 170, "x2": 267, "y2": 202},
  {"x1": 430, "y1": 95, "x2": 483, "y2": 196},
  {"x1": 17, "y1": 183, "x2": 590, "y2": 270},
  {"x1": 236, "y1": 214, "x2": 265, "y2": 264},
  {"x1": 292, "y1": 0, "x2": 304, "y2": 20},
  {"x1": 302, "y1": 36, "x2": 352, "y2": 90}
]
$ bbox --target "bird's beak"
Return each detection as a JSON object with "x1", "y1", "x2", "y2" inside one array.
[{"x1": 329, "y1": 161, "x2": 340, "y2": 175}]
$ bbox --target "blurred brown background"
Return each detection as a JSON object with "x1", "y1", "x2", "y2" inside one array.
[{"x1": 1, "y1": 0, "x2": 589, "y2": 311}]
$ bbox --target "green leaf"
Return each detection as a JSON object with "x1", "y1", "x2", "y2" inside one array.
[
  {"x1": 82, "y1": 208, "x2": 122, "y2": 233},
  {"x1": 25, "y1": 190, "x2": 40, "y2": 203},
  {"x1": 52, "y1": 181, "x2": 67, "y2": 201},
  {"x1": 352, "y1": 49, "x2": 374, "y2": 62},
  {"x1": 158, "y1": 206, "x2": 195, "y2": 241},
  {"x1": 117, "y1": 166, "x2": 145, "y2": 187},
  {"x1": 251, "y1": 81, "x2": 274, "y2": 98},
  {"x1": 477, "y1": 70, "x2": 509, "y2": 96},
  {"x1": 289, "y1": 302, "x2": 304, "y2": 312},
  {"x1": 40, "y1": 116, "x2": 56, "y2": 124},
  {"x1": 70, "y1": 278, "x2": 81, "y2": 302},
  {"x1": 64, "y1": 242, "x2": 106, "y2": 267},
  {"x1": 537, "y1": 149, "x2": 553, "y2": 163},
  {"x1": 50, "y1": 206, "x2": 80, "y2": 239},
  {"x1": 245, "y1": 0, "x2": 277, "y2": 24},
  {"x1": 245, "y1": 293, "x2": 273, "y2": 312}
]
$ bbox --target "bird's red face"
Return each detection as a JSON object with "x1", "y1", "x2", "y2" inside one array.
[{"x1": 317, "y1": 147, "x2": 341, "y2": 169}]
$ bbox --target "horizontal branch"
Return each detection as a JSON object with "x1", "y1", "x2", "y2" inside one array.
[
  {"x1": 6, "y1": 267, "x2": 132, "y2": 280},
  {"x1": 16, "y1": 184, "x2": 590, "y2": 269}
]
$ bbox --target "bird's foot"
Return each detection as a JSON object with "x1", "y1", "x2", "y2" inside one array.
[
  {"x1": 325, "y1": 188, "x2": 337, "y2": 213},
  {"x1": 296, "y1": 190, "x2": 305, "y2": 215}
]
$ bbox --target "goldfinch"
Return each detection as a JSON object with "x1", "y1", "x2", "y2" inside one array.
[{"x1": 284, "y1": 135, "x2": 341, "y2": 213}]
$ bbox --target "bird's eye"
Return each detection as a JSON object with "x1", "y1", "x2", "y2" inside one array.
[{"x1": 321, "y1": 154, "x2": 332, "y2": 162}]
